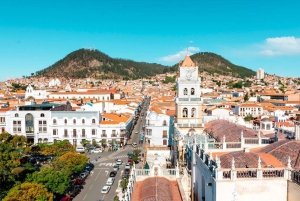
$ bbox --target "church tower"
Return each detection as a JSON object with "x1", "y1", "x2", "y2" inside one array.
[{"x1": 175, "y1": 55, "x2": 203, "y2": 134}]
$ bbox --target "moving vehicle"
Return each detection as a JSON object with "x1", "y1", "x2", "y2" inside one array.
[
  {"x1": 101, "y1": 186, "x2": 111, "y2": 194},
  {"x1": 132, "y1": 142, "x2": 138, "y2": 148},
  {"x1": 116, "y1": 159, "x2": 123, "y2": 165},
  {"x1": 106, "y1": 177, "x2": 115, "y2": 185}
]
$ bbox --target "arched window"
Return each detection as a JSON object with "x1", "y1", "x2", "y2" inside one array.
[
  {"x1": 191, "y1": 108, "x2": 196, "y2": 117},
  {"x1": 53, "y1": 119, "x2": 57, "y2": 124},
  {"x1": 15, "y1": 113, "x2": 19, "y2": 117},
  {"x1": 191, "y1": 88, "x2": 195, "y2": 95},
  {"x1": 73, "y1": 119, "x2": 76, "y2": 124},
  {"x1": 64, "y1": 119, "x2": 67, "y2": 124},
  {"x1": 92, "y1": 119, "x2": 96, "y2": 124},
  {"x1": 44, "y1": 138, "x2": 48, "y2": 143},
  {"x1": 40, "y1": 113, "x2": 45, "y2": 117},
  {"x1": 184, "y1": 88, "x2": 188, "y2": 95},
  {"x1": 82, "y1": 119, "x2": 85, "y2": 124},
  {"x1": 183, "y1": 108, "x2": 188, "y2": 117}
]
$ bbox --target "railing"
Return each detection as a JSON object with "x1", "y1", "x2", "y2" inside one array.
[
  {"x1": 223, "y1": 169, "x2": 231, "y2": 179},
  {"x1": 0, "y1": 122, "x2": 6, "y2": 125},
  {"x1": 72, "y1": 134, "x2": 77, "y2": 138},
  {"x1": 81, "y1": 134, "x2": 86, "y2": 137},
  {"x1": 63, "y1": 135, "x2": 69, "y2": 138},
  {"x1": 135, "y1": 169, "x2": 150, "y2": 176},
  {"x1": 111, "y1": 134, "x2": 117, "y2": 137},
  {"x1": 245, "y1": 138, "x2": 259, "y2": 144},
  {"x1": 177, "y1": 123, "x2": 202, "y2": 128},
  {"x1": 261, "y1": 138, "x2": 272, "y2": 144},
  {"x1": 226, "y1": 143, "x2": 241, "y2": 149},
  {"x1": 208, "y1": 143, "x2": 223, "y2": 149},
  {"x1": 262, "y1": 169, "x2": 284, "y2": 178},
  {"x1": 163, "y1": 169, "x2": 176, "y2": 176},
  {"x1": 237, "y1": 169, "x2": 257, "y2": 178},
  {"x1": 178, "y1": 98, "x2": 201, "y2": 101},
  {"x1": 101, "y1": 134, "x2": 107, "y2": 137},
  {"x1": 291, "y1": 170, "x2": 300, "y2": 185},
  {"x1": 178, "y1": 98, "x2": 189, "y2": 101}
]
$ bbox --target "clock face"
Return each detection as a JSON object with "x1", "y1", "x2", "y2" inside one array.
[{"x1": 185, "y1": 70, "x2": 192, "y2": 79}]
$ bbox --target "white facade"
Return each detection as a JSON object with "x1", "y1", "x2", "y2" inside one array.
[
  {"x1": 175, "y1": 55, "x2": 203, "y2": 129},
  {"x1": 25, "y1": 84, "x2": 47, "y2": 100},
  {"x1": 145, "y1": 111, "x2": 170, "y2": 146},
  {"x1": 49, "y1": 79, "x2": 61, "y2": 87},
  {"x1": 235, "y1": 104, "x2": 263, "y2": 117},
  {"x1": 257, "y1": 68, "x2": 265, "y2": 80}
]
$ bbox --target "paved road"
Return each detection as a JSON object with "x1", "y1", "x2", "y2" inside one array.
[{"x1": 73, "y1": 98, "x2": 150, "y2": 201}]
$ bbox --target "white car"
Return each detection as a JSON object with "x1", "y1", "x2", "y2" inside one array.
[
  {"x1": 125, "y1": 163, "x2": 130, "y2": 170},
  {"x1": 132, "y1": 142, "x2": 138, "y2": 148},
  {"x1": 116, "y1": 159, "x2": 123, "y2": 165},
  {"x1": 75, "y1": 147, "x2": 85, "y2": 153},
  {"x1": 101, "y1": 186, "x2": 111, "y2": 194},
  {"x1": 91, "y1": 148, "x2": 102, "y2": 153},
  {"x1": 106, "y1": 177, "x2": 115, "y2": 185}
]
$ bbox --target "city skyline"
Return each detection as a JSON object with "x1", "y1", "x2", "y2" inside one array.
[{"x1": 1, "y1": 0, "x2": 300, "y2": 81}]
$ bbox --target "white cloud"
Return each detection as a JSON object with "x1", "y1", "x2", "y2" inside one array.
[
  {"x1": 259, "y1": 36, "x2": 300, "y2": 56},
  {"x1": 160, "y1": 46, "x2": 200, "y2": 63}
]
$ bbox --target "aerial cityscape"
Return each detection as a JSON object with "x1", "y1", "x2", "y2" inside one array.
[{"x1": 1, "y1": 0, "x2": 300, "y2": 201}]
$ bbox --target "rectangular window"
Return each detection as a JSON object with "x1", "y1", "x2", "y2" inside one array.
[
  {"x1": 0, "y1": 117, "x2": 5, "y2": 123},
  {"x1": 92, "y1": 129, "x2": 96, "y2": 135},
  {"x1": 53, "y1": 129, "x2": 57, "y2": 135},
  {"x1": 102, "y1": 130, "x2": 106, "y2": 134},
  {"x1": 163, "y1": 139, "x2": 167, "y2": 145},
  {"x1": 64, "y1": 129, "x2": 68, "y2": 137},
  {"x1": 82, "y1": 129, "x2": 86, "y2": 137},
  {"x1": 38, "y1": 120, "x2": 47, "y2": 133},
  {"x1": 13, "y1": 120, "x2": 21, "y2": 133},
  {"x1": 73, "y1": 129, "x2": 77, "y2": 137},
  {"x1": 162, "y1": 130, "x2": 167, "y2": 138}
]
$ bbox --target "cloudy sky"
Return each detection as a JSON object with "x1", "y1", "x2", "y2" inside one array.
[{"x1": 0, "y1": 0, "x2": 299, "y2": 81}]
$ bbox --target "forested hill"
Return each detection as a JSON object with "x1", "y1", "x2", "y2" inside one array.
[
  {"x1": 169, "y1": 52, "x2": 256, "y2": 78},
  {"x1": 35, "y1": 49, "x2": 167, "y2": 80}
]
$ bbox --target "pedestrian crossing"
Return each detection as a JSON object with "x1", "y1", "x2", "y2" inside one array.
[{"x1": 110, "y1": 155, "x2": 128, "y2": 159}]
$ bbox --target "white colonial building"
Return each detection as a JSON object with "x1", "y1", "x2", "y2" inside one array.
[
  {"x1": 25, "y1": 84, "x2": 47, "y2": 100},
  {"x1": 144, "y1": 110, "x2": 171, "y2": 146}
]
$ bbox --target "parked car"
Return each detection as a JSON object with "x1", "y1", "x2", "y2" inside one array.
[
  {"x1": 106, "y1": 177, "x2": 115, "y2": 185},
  {"x1": 113, "y1": 146, "x2": 119, "y2": 151},
  {"x1": 91, "y1": 148, "x2": 102, "y2": 153},
  {"x1": 101, "y1": 186, "x2": 111, "y2": 194},
  {"x1": 113, "y1": 165, "x2": 119, "y2": 171},
  {"x1": 76, "y1": 147, "x2": 85, "y2": 153},
  {"x1": 116, "y1": 159, "x2": 123, "y2": 165},
  {"x1": 125, "y1": 163, "x2": 130, "y2": 170},
  {"x1": 79, "y1": 171, "x2": 89, "y2": 179},
  {"x1": 109, "y1": 171, "x2": 117, "y2": 177}
]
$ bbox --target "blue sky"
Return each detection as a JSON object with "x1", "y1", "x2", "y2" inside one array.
[{"x1": 1, "y1": 0, "x2": 300, "y2": 81}]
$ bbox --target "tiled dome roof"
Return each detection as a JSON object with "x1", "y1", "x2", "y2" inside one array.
[{"x1": 140, "y1": 177, "x2": 173, "y2": 201}]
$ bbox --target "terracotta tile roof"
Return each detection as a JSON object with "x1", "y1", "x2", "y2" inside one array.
[
  {"x1": 166, "y1": 110, "x2": 176, "y2": 116},
  {"x1": 131, "y1": 177, "x2": 182, "y2": 201},
  {"x1": 258, "y1": 140, "x2": 300, "y2": 170},
  {"x1": 204, "y1": 120, "x2": 259, "y2": 142},
  {"x1": 180, "y1": 55, "x2": 196, "y2": 67},
  {"x1": 219, "y1": 152, "x2": 267, "y2": 168}
]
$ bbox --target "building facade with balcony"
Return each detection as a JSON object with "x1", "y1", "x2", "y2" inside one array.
[{"x1": 144, "y1": 110, "x2": 171, "y2": 146}]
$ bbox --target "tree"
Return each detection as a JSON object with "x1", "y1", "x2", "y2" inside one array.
[
  {"x1": 114, "y1": 195, "x2": 120, "y2": 201},
  {"x1": 244, "y1": 114, "x2": 253, "y2": 121},
  {"x1": 38, "y1": 140, "x2": 74, "y2": 156},
  {"x1": 3, "y1": 183, "x2": 53, "y2": 201},
  {"x1": 244, "y1": 92, "x2": 249, "y2": 102},
  {"x1": 133, "y1": 149, "x2": 141, "y2": 157},
  {"x1": 54, "y1": 152, "x2": 88, "y2": 174},
  {"x1": 26, "y1": 167, "x2": 71, "y2": 195}
]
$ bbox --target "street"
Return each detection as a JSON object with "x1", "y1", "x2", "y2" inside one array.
[{"x1": 73, "y1": 97, "x2": 149, "y2": 201}]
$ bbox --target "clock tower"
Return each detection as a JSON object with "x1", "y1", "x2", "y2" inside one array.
[{"x1": 175, "y1": 55, "x2": 203, "y2": 134}]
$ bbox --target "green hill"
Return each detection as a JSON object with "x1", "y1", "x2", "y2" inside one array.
[
  {"x1": 169, "y1": 52, "x2": 256, "y2": 78},
  {"x1": 35, "y1": 49, "x2": 167, "y2": 80}
]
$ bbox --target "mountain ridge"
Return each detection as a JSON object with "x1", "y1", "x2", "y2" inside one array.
[{"x1": 34, "y1": 49, "x2": 256, "y2": 79}]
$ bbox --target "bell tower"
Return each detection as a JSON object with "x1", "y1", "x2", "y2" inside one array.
[{"x1": 175, "y1": 55, "x2": 203, "y2": 131}]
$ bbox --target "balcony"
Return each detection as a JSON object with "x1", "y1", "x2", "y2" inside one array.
[
  {"x1": 111, "y1": 134, "x2": 117, "y2": 137},
  {"x1": 63, "y1": 135, "x2": 69, "y2": 138},
  {"x1": 0, "y1": 122, "x2": 6, "y2": 125},
  {"x1": 101, "y1": 134, "x2": 107, "y2": 137}
]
